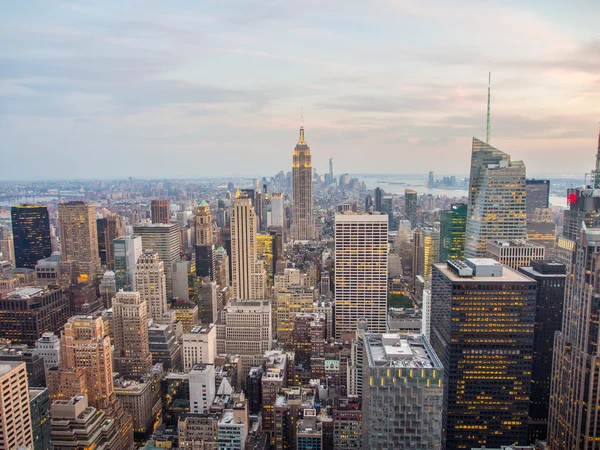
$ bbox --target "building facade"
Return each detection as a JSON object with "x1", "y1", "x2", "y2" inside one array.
[
  {"x1": 11, "y1": 205, "x2": 52, "y2": 269},
  {"x1": 334, "y1": 212, "x2": 388, "y2": 337},
  {"x1": 290, "y1": 123, "x2": 315, "y2": 241},
  {"x1": 439, "y1": 203, "x2": 467, "y2": 262},
  {"x1": 134, "y1": 251, "x2": 168, "y2": 320}
]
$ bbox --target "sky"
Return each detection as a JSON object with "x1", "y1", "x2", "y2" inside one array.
[{"x1": 1, "y1": 0, "x2": 599, "y2": 180}]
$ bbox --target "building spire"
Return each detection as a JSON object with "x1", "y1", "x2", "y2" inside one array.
[
  {"x1": 298, "y1": 107, "x2": 306, "y2": 144},
  {"x1": 486, "y1": 72, "x2": 491, "y2": 144}
]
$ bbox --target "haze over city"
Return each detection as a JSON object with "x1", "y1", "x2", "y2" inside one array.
[{"x1": 2, "y1": 0, "x2": 600, "y2": 180}]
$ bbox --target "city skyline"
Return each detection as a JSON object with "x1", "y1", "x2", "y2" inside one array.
[{"x1": 2, "y1": 1, "x2": 600, "y2": 180}]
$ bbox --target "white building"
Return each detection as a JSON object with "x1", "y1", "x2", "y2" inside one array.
[
  {"x1": 189, "y1": 364, "x2": 215, "y2": 414},
  {"x1": 182, "y1": 325, "x2": 217, "y2": 372},
  {"x1": 34, "y1": 332, "x2": 61, "y2": 370},
  {"x1": 335, "y1": 212, "x2": 388, "y2": 337}
]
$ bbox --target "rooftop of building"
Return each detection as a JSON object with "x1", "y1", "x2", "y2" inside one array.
[
  {"x1": 436, "y1": 259, "x2": 534, "y2": 283},
  {"x1": 0, "y1": 361, "x2": 24, "y2": 376},
  {"x1": 7, "y1": 287, "x2": 44, "y2": 298},
  {"x1": 275, "y1": 388, "x2": 315, "y2": 409},
  {"x1": 487, "y1": 239, "x2": 545, "y2": 248},
  {"x1": 364, "y1": 333, "x2": 442, "y2": 369},
  {"x1": 187, "y1": 324, "x2": 214, "y2": 334}
]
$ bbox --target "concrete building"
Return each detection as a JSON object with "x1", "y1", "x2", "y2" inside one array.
[
  {"x1": 335, "y1": 212, "x2": 388, "y2": 337},
  {"x1": 50, "y1": 394, "x2": 120, "y2": 450},
  {"x1": 114, "y1": 372, "x2": 162, "y2": 435},
  {"x1": 0, "y1": 362, "x2": 33, "y2": 450},
  {"x1": 57, "y1": 201, "x2": 101, "y2": 280},
  {"x1": 172, "y1": 260, "x2": 191, "y2": 301},
  {"x1": 189, "y1": 364, "x2": 215, "y2": 414},
  {"x1": 183, "y1": 324, "x2": 217, "y2": 371},
  {"x1": 133, "y1": 223, "x2": 180, "y2": 299},
  {"x1": 195, "y1": 201, "x2": 213, "y2": 245},
  {"x1": 231, "y1": 193, "x2": 265, "y2": 300},
  {"x1": 290, "y1": 122, "x2": 316, "y2": 241},
  {"x1": 98, "y1": 270, "x2": 116, "y2": 308},
  {"x1": 431, "y1": 259, "x2": 536, "y2": 450},
  {"x1": 34, "y1": 252, "x2": 61, "y2": 287},
  {"x1": 486, "y1": 239, "x2": 546, "y2": 270},
  {"x1": 112, "y1": 291, "x2": 152, "y2": 378},
  {"x1": 34, "y1": 332, "x2": 61, "y2": 370},
  {"x1": 333, "y1": 396, "x2": 362, "y2": 450},
  {"x1": 464, "y1": 138, "x2": 527, "y2": 258},
  {"x1": 178, "y1": 412, "x2": 220, "y2": 449},
  {"x1": 134, "y1": 251, "x2": 168, "y2": 320},
  {"x1": 362, "y1": 333, "x2": 443, "y2": 450},
  {"x1": 276, "y1": 287, "x2": 314, "y2": 342}
]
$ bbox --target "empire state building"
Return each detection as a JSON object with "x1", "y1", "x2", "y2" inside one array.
[{"x1": 290, "y1": 121, "x2": 316, "y2": 241}]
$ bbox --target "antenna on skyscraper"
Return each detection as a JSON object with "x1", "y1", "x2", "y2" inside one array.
[
  {"x1": 301, "y1": 107, "x2": 304, "y2": 129},
  {"x1": 486, "y1": 72, "x2": 491, "y2": 144}
]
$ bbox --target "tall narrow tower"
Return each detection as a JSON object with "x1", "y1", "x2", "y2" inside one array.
[
  {"x1": 195, "y1": 201, "x2": 213, "y2": 245},
  {"x1": 134, "y1": 250, "x2": 168, "y2": 320},
  {"x1": 231, "y1": 193, "x2": 265, "y2": 299},
  {"x1": 290, "y1": 118, "x2": 315, "y2": 241}
]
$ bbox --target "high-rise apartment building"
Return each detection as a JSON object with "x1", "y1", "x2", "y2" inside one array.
[
  {"x1": 112, "y1": 291, "x2": 152, "y2": 378},
  {"x1": 0, "y1": 362, "x2": 33, "y2": 450},
  {"x1": 290, "y1": 122, "x2": 315, "y2": 241},
  {"x1": 334, "y1": 212, "x2": 388, "y2": 337},
  {"x1": 362, "y1": 333, "x2": 443, "y2": 450},
  {"x1": 113, "y1": 234, "x2": 142, "y2": 291},
  {"x1": 518, "y1": 261, "x2": 566, "y2": 443},
  {"x1": 195, "y1": 201, "x2": 212, "y2": 245},
  {"x1": 58, "y1": 201, "x2": 101, "y2": 279},
  {"x1": 11, "y1": 205, "x2": 52, "y2": 269},
  {"x1": 151, "y1": 199, "x2": 170, "y2": 224},
  {"x1": 464, "y1": 138, "x2": 527, "y2": 258},
  {"x1": 230, "y1": 193, "x2": 265, "y2": 300},
  {"x1": 431, "y1": 259, "x2": 536, "y2": 450},
  {"x1": 526, "y1": 179, "x2": 550, "y2": 216},
  {"x1": 404, "y1": 189, "x2": 417, "y2": 228},
  {"x1": 439, "y1": 203, "x2": 467, "y2": 262},
  {"x1": 134, "y1": 250, "x2": 168, "y2": 320},
  {"x1": 97, "y1": 214, "x2": 122, "y2": 269},
  {"x1": 133, "y1": 223, "x2": 180, "y2": 298}
]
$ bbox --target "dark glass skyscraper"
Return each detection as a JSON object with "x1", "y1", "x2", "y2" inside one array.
[
  {"x1": 404, "y1": 189, "x2": 417, "y2": 228},
  {"x1": 518, "y1": 261, "x2": 566, "y2": 443},
  {"x1": 11, "y1": 205, "x2": 52, "y2": 269},
  {"x1": 374, "y1": 187, "x2": 383, "y2": 212},
  {"x1": 431, "y1": 259, "x2": 536, "y2": 450},
  {"x1": 439, "y1": 203, "x2": 467, "y2": 262},
  {"x1": 526, "y1": 179, "x2": 550, "y2": 216}
]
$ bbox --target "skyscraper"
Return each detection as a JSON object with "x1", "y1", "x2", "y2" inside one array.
[
  {"x1": 548, "y1": 136, "x2": 600, "y2": 448},
  {"x1": 464, "y1": 138, "x2": 527, "y2": 258},
  {"x1": 374, "y1": 187, "x2": 383, "y2": 212},
  {"x1": 96, "y1": 213, "x2": 122, "y2": 269},
  {"x1": 151, "y1": 199, "x2": 170, "y2": 224},
  {"x1": 526, "y1": 179, "x2": 550, "y2": 216},
  {"x1": 417, "y1": 227, "x2": 440, "y2": 288},
  {"x1": 0, "y1": 362, "x2": 33, "y2": 450},
  {"x1": 431, "y1": 259, "x2": 536, "y2": 450},
  {"x1": 404, "y1": 189, "x2": 417, "y2": 228},
  {"x1": 113, "y1": 234, "x2": 143, "y2": 291},
  {"x1": 112, "y1": 291, "x2": 152, "y2": 378},
  {"x1": 334, "y1": 212, "x2": 388, "y2": 337},
  {"x1": 134, "y1": 250, "x2": 168, "y2": 320},
  {"x1": 58, "y1": 201, "x2": 101, "y2": 280},
  {"x1": 290, "y1": 120, "x2": 315, "y2": 241},
  {"x1": 11, "y1": 205, "x2": 52, "y2": 269},
  {"x1": 195, "y1": 201, "x2": 213, "y2": 245},
  {"x1": 518, "y1": 261, "x2": 566, "y2": 442},
  {"x1": 133, "y1": 223, "x2": 180, "y2": 298},
  {"x1": 231, "y1": 193, "x2": 265, "y2": 300},
  {"x1": 439, "y1": 203, "x2": 467, "y2": 262},
  {"x1": 269, "y1": 193, "x2": 285, "y2": 229}
]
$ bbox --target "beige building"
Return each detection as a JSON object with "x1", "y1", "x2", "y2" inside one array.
[
  {"x1": 290, "y1": 123, "x2": 316, "y2": 241},
  {"x1": 134, "y1": 251, "x2": 168, "y2": 320},
  {"x1": 58, "y1": 201, "x2": 101, "y2": 280},
  {"x1": 0, "y1": 362, "x2": 32, "y2": 450},
  {"x1": 114, "y1": 372, "x2": 162, "y2": 435},
  {"x1": 486, "y1": 239, "x2": 546, "y2": 270},
  {"x1": 195, "y1": 201, "x2": 213, "y2": 245},
  {"x1": 183, "y1": 325, "x2": 217, "y2": 372},
  {"x1": 231, "y1": 194, "x2": 265, "y2": 300},
  {"x1": 50, "y1": 394, "x2": 120, "y2": 450},
  {"x1": 276, "y1": 288, "x2": 314, "y2": 342},
  {"x1": 216, "y1": 299, "x2": 272, "y2": 372},
  {"x1": 335, "y1": 212, "x2": 388, "y2": 337},
  {"x1": 112, "y1": 291, "x2": 152, "y2": 378}
]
